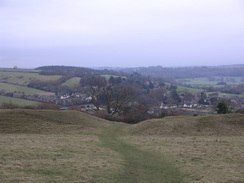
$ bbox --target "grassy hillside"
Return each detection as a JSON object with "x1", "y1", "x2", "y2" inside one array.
[
  {"x1": 1, "y1": 110, "x2": 243, "y2": 182},
  {"x1": 124, "y1": 114, "x2": 244, "y2": 182},
  {"x1": 0, "y1": 70, "x2": 61, "y2": 85},
  {"x1": 0, "y1": 96, "x2": 41, "y2": 107},
  {"x1": 0, "y1": 109, "x2": 121, "y2": 183},
  {"x1": 0, "y1": 109, "x2": 110, "y2": 134},
  {"x1": 126, "y1": 114, "x2": 244, "y2": 136},
  {"x1": 61, "y1": 77, "x2": 81, "y2": 88},
  {"x1": 0, "y1": 109, "x2": 188, "y2": 183},
  {"x1": 0, "y1": 83, "x2": 54, "y2": 95}
]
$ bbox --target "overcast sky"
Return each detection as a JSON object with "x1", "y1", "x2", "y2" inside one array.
[{"x1": 0, "y1": 0, "x2": 244, "y2": 68}]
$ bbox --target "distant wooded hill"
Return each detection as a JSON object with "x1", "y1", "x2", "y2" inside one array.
[
  {"x1": 36, "y1": 65, "x2": 127, "y2": 77},
  {"x1": 120, "y1": 65, "x2": 244, "y2": 79},
  {"x1": 36, "y1": 65, "x2": 244, "y2": 79}
]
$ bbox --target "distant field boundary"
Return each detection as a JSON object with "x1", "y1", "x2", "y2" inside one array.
[
  {"x1": 0, "y1": 95, "x2": 41, "y2": 106},
  {"x1": 0, "y1": 82, "x2": 55, "y2": 95},
  {"x1": 0, "y1": 69, "x2": 40, "y2": 73}
]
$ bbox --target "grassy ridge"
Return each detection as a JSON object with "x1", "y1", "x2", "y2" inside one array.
[
  {"x1": 124, "y1": 114, "x2": 244, "y2": 182},
  {"x1": 0, "y1": 110, "x2": 118, "y2": 183},
  {"x1": 0, "y1": 109, "x2": 120, "y2": 183},
  {"x1": 1, "y1": 110, "x2": 243, "y2": 182},
  {"x1": 126, "y1": 114, "x2": 244, "y2": 136},
  {"x1": 0, "y1": 109, "x2": 110, "y2": 134},
  {"x1": 0, "y1": 109, "x2": 187, "y2": 182}
]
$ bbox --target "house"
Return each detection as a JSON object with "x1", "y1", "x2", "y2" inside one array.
[
  {"x1": 183, "y1": 104, "x2": 192, "y2": 108},
  {"x1": 60, "y1": 95, "x2": 70, "y2": 100}
]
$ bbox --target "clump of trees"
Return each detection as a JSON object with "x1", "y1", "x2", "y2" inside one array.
[{"x1": 214, "y1": 99, "x2": 233, "y2": 114}]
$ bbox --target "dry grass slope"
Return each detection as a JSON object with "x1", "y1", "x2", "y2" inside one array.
[
  {"x1": 0, "y1": 109, "x2": 121, "y2": 183},
  {"x1": 0, "y1": 109, "x2": 111, "y2": 134},
  {"x1": 124, "y1": 114, "x2": 244, "y2": 183},
  {"x1": 126, "y1": 114, "x2": 244, "y2": 136}
]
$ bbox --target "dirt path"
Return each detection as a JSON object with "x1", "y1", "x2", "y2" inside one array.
[{"x1": 99, "y1": 123, "x2": 187, "y2": 183}]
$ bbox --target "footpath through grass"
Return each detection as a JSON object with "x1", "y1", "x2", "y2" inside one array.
[{"x1": 99, "y1": 123, "x2": 187, "y2": 183}]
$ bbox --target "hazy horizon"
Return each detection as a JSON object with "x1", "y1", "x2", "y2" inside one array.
[{"x1": 1, "y1": 0, "x2": 244, "y2": 68}]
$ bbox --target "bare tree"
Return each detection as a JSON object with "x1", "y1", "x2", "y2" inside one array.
[
  {"x1": 103, "y1": 84, "x2": 134, "y2": 115},
  {"x1": 80, "y1": 75, "x2": 134, "y2": 114},
  {"x1": 80, "y1": 75, "x2": 106, "y2": 110}
]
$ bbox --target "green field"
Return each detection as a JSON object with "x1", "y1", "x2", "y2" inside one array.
[
  {"x1": 176, "y1": 85, "x2": 203, "y2": 93},
  {"x1": 0, "y1": 109, "x2": 243, "y2": 183},
  {"x1": 220, "y1": 93, "x2": 244, "y2": 98},
  {"x1": 0, "y1": 96, "x2": 41, "y2": 106},
  {"x1": 178, "y1": 77, "x2": 244, "y2": 87},
  {"x1": 165, "y1": 82, "x2": 203, "y2": 93},
  {"x1": 101, "y1": 74, "x2": 126, "y2": 80},
  {"x1": 0, "y1": 70, "x2": 62, "y2": 85},
  {"x1": 0, "y1": 83, "x2": 54, "y2": 95},
  {"x1": 61, "y1": 77, "x2": 81, "y2": 88}
]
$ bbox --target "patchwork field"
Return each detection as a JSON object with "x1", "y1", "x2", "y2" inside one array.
[
  {"x1": 0, "y1": 70, "x2": 61, "y2": 86},
  {"x1": 176, "y1": 85, "x2": 203, "y2": 93},
  {"x1": 0, "y1": 110, "x2": 243, "y2": 183},
  {"x1": 0, "y1": 96, "x2": 41, "y2": 107},
  {"x1": 178, "y1": 77, "x2": 244, "y2": 87},
  {"x1": 0, "y1": 83, "x2": 53, "y2": 95},
  {"x1": 165, "y1": 82, "x2": 203, "y2": 93},
  {"x1": 0, "y1": 69, "x2": 58, "y2": 105}
]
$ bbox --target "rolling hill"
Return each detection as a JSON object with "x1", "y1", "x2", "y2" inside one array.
[
  {"x1": 0, "y1": 109, "x2": 111, "y2": 134},
  {"x1": 126, "y1": 113, "x2": 244, "y2": 136},
  {"x1": 1, "y1": 109, "x2": 243, "y2": 182},
  {"x1": 61, "y1": 77, "x2": 81, "y2": 88}
]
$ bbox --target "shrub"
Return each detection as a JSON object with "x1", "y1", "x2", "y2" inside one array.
[{"x1": 214, "y1": 99, "x2": 233, "y2": 114}]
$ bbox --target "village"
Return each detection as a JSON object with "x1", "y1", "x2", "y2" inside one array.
[{"x1": 1, "y1": 86, "x2": 243, "y2": 117}]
